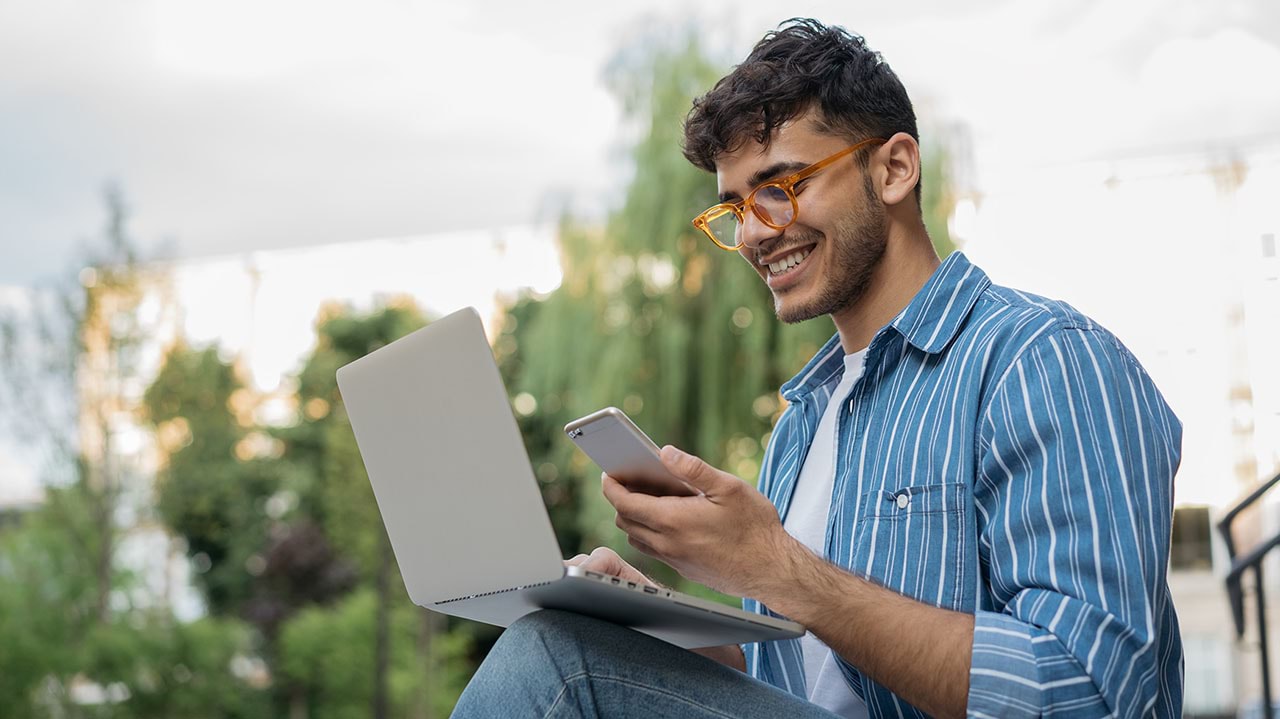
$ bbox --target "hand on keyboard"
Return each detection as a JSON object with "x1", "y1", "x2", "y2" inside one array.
[{"x1": 564, "y1": 547, "x2": 663, "y2": 590}]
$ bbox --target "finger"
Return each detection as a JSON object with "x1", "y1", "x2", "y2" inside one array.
[
  {"x1": 613, "y1": 512, "x2": 647, "y2": 535},
  {"x1": 615, "y1": 513, "x2": 662, "y2": 549},
  {"x1": 564, "y1": 553, "x2": 589, "y2": 567},
  {"x1": 581, "y1": 546, "x2": 621, "y2": 574},
  {"x1": 582, "y1": 547, "x2": 631, "y2": 579},
  {"x1": 659, "y1": 446, "x2": 719, "y2": 494},
  {"x1": 582, "y1": 546, "x2": 660, "y2": 587},
  {"x1": 627, "y1": 534, "x2": 662, "y2": 560},
  {"x1": 601, "y1": 472, "x2": 667, "y2": 528}
]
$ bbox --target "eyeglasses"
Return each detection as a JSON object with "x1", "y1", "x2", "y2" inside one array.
[{"x1": 691, "y1": 138, "x2": 886, "y2": 251}]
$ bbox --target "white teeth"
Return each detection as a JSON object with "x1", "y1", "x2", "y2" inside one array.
[{"x1": 766, "y1": 248, "x2": 811, "y2": 275}]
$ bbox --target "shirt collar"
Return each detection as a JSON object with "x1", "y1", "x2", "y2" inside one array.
[
  {"x1": 779, "y1": 252, "x2": 989, "y2": 402},
  {"x1": 889, "y1": 251, "x2": 989, "y2": 355},
  {"x1": 779, "y1": 332, "x2": 846, "y2": 402}
]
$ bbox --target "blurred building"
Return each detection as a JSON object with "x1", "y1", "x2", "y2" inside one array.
[{"x1": 0, "y1": 494, "x2": 42, "y2": 532}]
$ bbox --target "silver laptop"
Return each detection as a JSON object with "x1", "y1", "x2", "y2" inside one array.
[{"x1": 335, "y1": 306, "x2": 803, "y2": 649}]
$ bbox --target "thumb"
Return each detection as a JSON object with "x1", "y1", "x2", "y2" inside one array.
[{"x1": 659, "y1": 445, "x2": 720, "y2": 493}]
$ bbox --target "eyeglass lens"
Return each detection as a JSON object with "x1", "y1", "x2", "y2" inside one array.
[{"x1": 708, "y1": 184, "x2": 795, "y2": 248}]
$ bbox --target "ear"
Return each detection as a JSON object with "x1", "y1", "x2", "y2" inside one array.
[{"x1": 873, "y1": 132, "x2": 921, "y2": 209}]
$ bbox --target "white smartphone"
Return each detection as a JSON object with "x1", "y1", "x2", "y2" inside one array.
[{"x1": 563, "y1": 407, "x2": 699, "y2": 497}]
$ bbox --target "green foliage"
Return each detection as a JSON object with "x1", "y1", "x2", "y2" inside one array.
[
  {"x1": 144, "y1": 345, "x2": 280, "y2": 615},
  {"x1": 0, "y1": 487, "x2": 95, "y2": 712},
  {"x1": 499, "y1": 32, "x2": 959, "y2": 604},
  {"x1": 498, "y1": 34, "x2": 835, "y2": 598},
  {"x1": 142, "y1": 301, "x2": 482, "y2": 715},
  {"x1": 140, "y1": 302, "x2": 430, "y2": 624},
  {"x1": 274, "y1": 302, "x2": 426, "y2": 547},
  {"x1": 278, "y1": 589, "x2": 471, "y2": 719},
  {"x1": 0, "y1": 26, "x2": 965, "y2": 717},
  {"x1": 80, "y1": 616, "x2": 268, "y2": 719},
  {"x1": 0, "y1": 485, "x2": 268, "y2": 718},
  {"x1": 921, "y1": 139, "x2": 958, "y2": 258}
]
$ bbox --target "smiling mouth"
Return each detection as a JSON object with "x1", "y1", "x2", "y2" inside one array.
[{"x1": 763, "y1": 246, "x2": 814, "y2": 276}]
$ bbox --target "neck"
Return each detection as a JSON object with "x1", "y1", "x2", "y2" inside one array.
[{"x1": 830, "y1": 228, "x2": 941, "y2": 354}]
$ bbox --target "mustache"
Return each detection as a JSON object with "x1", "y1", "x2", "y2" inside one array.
[{"x1": 753, "y1": 232, "x2": 821, "y2": 264}]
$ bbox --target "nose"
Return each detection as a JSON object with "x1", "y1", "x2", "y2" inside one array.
[{"x1": 738, "y1": 208, "x2": 782, "y2": 254}]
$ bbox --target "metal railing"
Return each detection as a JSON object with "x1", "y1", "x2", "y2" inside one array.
[{"x1": 1220, "y1": 471, "x2": 1280, "y2": 719}]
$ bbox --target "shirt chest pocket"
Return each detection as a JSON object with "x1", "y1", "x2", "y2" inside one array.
[{"x1": 850, "y1": 482, "x2": 967, "y2": 611}]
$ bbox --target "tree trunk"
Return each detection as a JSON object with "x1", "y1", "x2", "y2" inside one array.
[
  {"x1": 373, "y1": 528, "x2": 391, "y2": 719},
  {"x1": 412, "y1": 607, "x2": 438, "y2": 719},
  {"x1": 92, "y1": 427, "x2": 115, "y2": 625},
  {"x1": 289, "y1": 683, "x2": 308, "y2": 719}
]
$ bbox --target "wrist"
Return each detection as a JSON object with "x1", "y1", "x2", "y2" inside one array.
[
  {"x1": 745, "y1": 529, "x2": 812, "y2": 602},
  {"x1": 749, "y1": 531, "x2": 860, "y2": 632}
]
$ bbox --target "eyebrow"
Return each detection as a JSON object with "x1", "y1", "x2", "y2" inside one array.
[{"x1": 718, "y1": 160, "x2": 810, "y2": 203}]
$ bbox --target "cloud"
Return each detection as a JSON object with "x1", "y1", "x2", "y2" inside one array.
[
  {"x1": 1137, "y1": 27, "x2": 1280, "y2": 141},
  {"x1": 0, "y1": 0, "x2": 621, "y2": 283},
  {"x1": 2, "y1": 0, "x2": 1278, "y2": 285}
]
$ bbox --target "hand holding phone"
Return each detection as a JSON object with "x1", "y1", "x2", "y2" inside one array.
[{"x1": 564, "y1": 407, "x2": 699, "y2": 497}]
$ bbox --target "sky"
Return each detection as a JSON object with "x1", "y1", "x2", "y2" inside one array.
[{"x1": 2, "y1": 0, "x2": 1278, "y2": 285}]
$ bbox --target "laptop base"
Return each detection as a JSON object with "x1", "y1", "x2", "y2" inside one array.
[{"x1": 432, "y1": 567, "x2": 800, "y2": 649}]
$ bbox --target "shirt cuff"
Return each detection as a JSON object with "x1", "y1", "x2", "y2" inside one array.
[{"x1": 967, "y1": 610, "x2": 1101, "y2": 717}]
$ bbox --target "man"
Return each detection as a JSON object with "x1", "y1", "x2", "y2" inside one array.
[{"x1": 454, "y1": 18, "x2": 1182, "y2": 718}]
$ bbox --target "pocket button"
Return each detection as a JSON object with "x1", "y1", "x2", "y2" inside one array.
[{"x1": 896, "y1": 493, "x2": 910, "y2": 509}]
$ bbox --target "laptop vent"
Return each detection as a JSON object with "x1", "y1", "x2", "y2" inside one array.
[{"x1": 434, "y1": 580, "x2": 555, "y2": 605}]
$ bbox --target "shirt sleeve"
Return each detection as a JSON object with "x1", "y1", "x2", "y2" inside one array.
[{"x1": 966, "y1": 327, "x2": 1181, "y2": 717}]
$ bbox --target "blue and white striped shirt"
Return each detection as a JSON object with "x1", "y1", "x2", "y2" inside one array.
[{"x1": 743, "y1": 251, "x2": 1183, "y2": 717}]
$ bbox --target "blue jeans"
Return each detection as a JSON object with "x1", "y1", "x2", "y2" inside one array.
[{"x1": 452, "y1": 610, "x2": 840, "y2": 718}]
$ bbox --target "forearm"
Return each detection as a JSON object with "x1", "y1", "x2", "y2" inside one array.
[
  {"x1": 691, "y1": 643, "x2": 746, "y2": 672},
  {"x1": 753, "y1": 537, "x2": 973, "y2": 718}
]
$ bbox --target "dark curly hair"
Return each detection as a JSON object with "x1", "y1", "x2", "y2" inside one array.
[{"x1": 682, "y1": 18, "x2": 921, "y2": 204}]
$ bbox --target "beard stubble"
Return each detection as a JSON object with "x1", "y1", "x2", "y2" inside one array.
[{"x1": 774, "y1": 177, "x2": 888, "y2": 324}]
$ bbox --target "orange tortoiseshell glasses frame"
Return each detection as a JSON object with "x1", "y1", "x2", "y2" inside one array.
[{"x1": 691, "y1": 137, "x2": 887, "y2": 251}]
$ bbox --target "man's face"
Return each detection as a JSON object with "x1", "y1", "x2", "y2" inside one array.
[{"x1": 715, "y1": 114, "x2": 887, "y2": 324}]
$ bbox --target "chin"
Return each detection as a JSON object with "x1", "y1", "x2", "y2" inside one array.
[
  {"x1": 772, "y1": 291, "x2": 825, "y2": 325},
  {"x1": 773, "y1": 271, "x2": 875, "y2": 325}
]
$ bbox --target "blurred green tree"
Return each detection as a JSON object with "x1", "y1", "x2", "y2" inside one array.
[
  {"x1": 81, "y1": 614, "x2": 269, "y2": 718},
  {"x1": 497, "y1": 31, "x2": 958, "y2": 603},
  {"x1": 496, "y1": 32, "x2": 824, "y2": 602},
  {"x1": 270, "y1": 302, "x2": 427, "y2": 719},
  {"x1": 0, "y1": 489, "x2": 270, "y2": 718},
  {"x1": 921, "y1": 138, "x2": 958, "y2": 258},
  {"x1": 145, "y1": 303, "x2": 412, "y2": 716},
  {"x1": 277, "y1": 588, "x2": 472, "y2": 719},
  {"x1": 143, "y1": 299, "x2": 487, "y2": 717},
  {"x1": 143, "y1": 345, "x2": 289, "y2": 616},
  {"x1": 0, "y1": 185, "x2": 147, "y2": 627},
  {"x1": 0, "y1": 485, "x2": 108, "y2": 715},
  {"x1": 0, "y1": 186, "x2": 268, "y2": 716}
]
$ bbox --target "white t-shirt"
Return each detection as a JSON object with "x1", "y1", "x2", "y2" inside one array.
[{"x1": 781, "y1": 349, "x2": 869, "y2": 718}]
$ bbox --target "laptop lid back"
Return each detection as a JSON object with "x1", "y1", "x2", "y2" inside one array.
[{"x1": 336, "y1": 307, "x2": 563, "y2": 605}]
